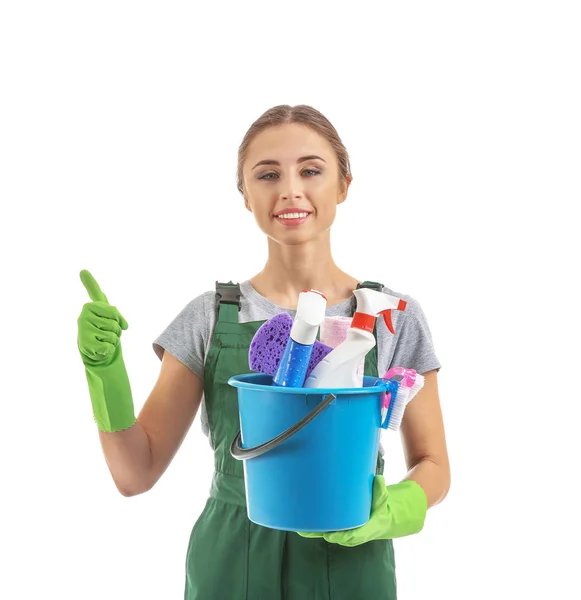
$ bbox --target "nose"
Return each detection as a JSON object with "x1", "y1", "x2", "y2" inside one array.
[{"x1": 279, "y1": 172, "x2": 304, "y2": 201}]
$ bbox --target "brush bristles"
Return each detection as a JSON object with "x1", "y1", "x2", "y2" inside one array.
[
  {"x1": 407, "y1": 374, "x2": 425, "y2": 401},
  {"x1": 387, "y1": 374, "x2": 425, "y2": 431}
]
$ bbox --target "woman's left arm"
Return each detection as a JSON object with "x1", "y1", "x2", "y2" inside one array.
[{"x1": 400, "y1": 369, "x2": 451, "y2": 508}]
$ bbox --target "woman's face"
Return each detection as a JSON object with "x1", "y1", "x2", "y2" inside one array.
[{"x1": 241, "y1": 123, "x2": 350, "y2": 246}]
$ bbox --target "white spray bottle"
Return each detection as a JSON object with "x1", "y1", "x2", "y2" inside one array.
[{"x1": 303, "y1": 288, "x2": 407, "y2": 388}]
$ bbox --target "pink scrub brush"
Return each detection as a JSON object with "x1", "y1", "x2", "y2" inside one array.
[
  {"x1": 249, "y1": 313, "x2": 333, "y2": 380},
  {"x1": 381, "y1": 367, "x2": 425, "y2": 431}
]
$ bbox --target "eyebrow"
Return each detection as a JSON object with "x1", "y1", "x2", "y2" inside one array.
[{"x1": 252, "y1": 155, "x2": 326, "y2": 170}]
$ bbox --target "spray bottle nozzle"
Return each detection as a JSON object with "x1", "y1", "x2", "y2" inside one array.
[{"x1": 352, "y1": 289, "x2": 407, "y2": 335}]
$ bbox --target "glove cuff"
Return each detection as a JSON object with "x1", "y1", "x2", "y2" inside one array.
[
  {"x1": 83, "y1": 345, "x2": 136, "y2": 433},
  {"x1": 384, "y1": 480, "x2": 428, "y2": 538}
]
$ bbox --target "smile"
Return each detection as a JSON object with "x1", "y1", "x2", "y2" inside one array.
[
  {"x1": 276, "y1": 212, "x2": 310, "y2": 219},
  {"x1": 274, "y1": 212, "x2": 311, "y2": 227}
]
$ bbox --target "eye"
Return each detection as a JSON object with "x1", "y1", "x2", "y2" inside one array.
[{"x1": 258, "y1": 169, "x2": 321, "y2": 180}]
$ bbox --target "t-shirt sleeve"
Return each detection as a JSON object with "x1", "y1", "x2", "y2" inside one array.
[
  {"x1": 389, "y1": 296, "x2": 442, "y2": 375},
  {"x1": 152, "y1": 291, "x2": 216, "y2": 380}
]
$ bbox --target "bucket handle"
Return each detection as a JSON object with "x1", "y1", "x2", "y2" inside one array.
[{"x1": 230, "y1": 393, "x2": 337, "y2": 461}]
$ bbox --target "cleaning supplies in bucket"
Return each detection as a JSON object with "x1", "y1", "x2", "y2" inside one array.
[
  {"x1": 272, "y1": 290, "x2": 327, "y2": 387},
  {"x1": 232, "y1": 285, "x2": 418, "y2": 532},
  {"x1": 304, "y1": 288, "x2": 407, "y2": 388}
]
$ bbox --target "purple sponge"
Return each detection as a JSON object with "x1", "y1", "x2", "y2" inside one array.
[{"x1": 249, "y1": 313, "x2": 333, "y2": 380}]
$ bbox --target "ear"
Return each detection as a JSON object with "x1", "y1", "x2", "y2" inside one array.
[
  {"x1": 337, "y1": 174, "x2": 352, "y2": 205},
  {"x1": 240, "y1": 184, "x2": 253, "y2": 212}
]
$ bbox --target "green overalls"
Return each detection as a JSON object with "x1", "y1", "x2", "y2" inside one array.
[{"x1": 184, "y1": 282, "x2": 397, "y2": 599}]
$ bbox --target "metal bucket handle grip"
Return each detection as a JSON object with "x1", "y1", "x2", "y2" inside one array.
[{"x1": 230, "y1": 392, "x2": 337, "y2": 461}]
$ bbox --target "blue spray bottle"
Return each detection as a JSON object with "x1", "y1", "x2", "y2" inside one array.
[{"x1": 272, "y1": 289, "x2": 327, "y2": 387}]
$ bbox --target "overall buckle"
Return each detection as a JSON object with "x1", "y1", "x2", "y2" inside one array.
[{"x1": 215, "y1": 281, "x2": 241, "y2": 310}]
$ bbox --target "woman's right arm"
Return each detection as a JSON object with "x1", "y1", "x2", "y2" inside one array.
[
  {"x1": 98, "y1": 351, "x2": 204, "y2": 497},
  {"x1": 77, "y1": 269, "x2": 204, "y2": 497}
]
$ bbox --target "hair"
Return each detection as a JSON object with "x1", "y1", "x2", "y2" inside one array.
[{"x1": 236, "y1": 104, "x2": 352, "y2": 195}]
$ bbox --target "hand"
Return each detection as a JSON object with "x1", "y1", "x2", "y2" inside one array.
[
  {"x1": 77, "y1": 270, "x2": 135, "y2": 432},
  {"x1": 297, "y1": 475, "x2": 427, "y2": 547},
  {"x1": 78, "y1": 270, "x2": 128, "y2": 367}
]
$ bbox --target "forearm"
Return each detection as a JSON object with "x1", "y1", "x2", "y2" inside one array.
[
  {"x1": 98, "y1": 420, "x2": 153, "y2": 497},
  {"x1": 403, "y1": 457, "x2": 450, "y2": 508}
]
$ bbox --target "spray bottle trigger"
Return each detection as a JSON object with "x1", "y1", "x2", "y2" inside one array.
[
  {"x1": 380, "y1": 299, "x2": 407, "y2": 335},
  {"x1": 382, "y1": 310, "x2": 395, "y2": 334}
]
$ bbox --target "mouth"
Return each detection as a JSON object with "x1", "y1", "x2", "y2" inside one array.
[{"x1": 274, "y1": 210, "x2": 312, "y2": 227}]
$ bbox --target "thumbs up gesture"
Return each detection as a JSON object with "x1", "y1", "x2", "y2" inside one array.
[
  {"x1": 77, "y1": 270, "x2": 136, "y2": 432},
  {"x1": 78, "y1": 270, "x2": 129, "y2": 366}
]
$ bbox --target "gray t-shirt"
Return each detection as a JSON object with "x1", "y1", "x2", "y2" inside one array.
[{"x1": 153, "y1": 280, "x2": 441, "y2": 440}]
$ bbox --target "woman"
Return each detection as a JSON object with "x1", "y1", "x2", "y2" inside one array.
[{"x1": 77, "y1": 104, "x2": 450, "y2": 599}]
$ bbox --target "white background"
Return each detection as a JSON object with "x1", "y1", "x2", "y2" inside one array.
[{"x1": 1, "y1": 1, "x2": 579, "y2": 598}]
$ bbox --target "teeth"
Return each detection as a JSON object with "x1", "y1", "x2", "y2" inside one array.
[{"x1": 277, "y1": 212, "x2": 308, "y2": 219}]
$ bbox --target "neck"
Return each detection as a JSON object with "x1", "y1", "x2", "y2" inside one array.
[{"x1": 249, "y1": 232, "x2": 359, "y2": 308}]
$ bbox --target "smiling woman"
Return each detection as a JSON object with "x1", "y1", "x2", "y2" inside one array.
[{"x1": 77, "y1": 104, "x2": 449, "y2": 600}]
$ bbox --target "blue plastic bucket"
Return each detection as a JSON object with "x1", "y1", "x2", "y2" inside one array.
[{"x1": 228, "y1": 373, "x2": 398, "y2": 532}]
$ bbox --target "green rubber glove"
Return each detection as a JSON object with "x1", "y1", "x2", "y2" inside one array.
[
  {"x1": 77, "y1": 270, "x2": 136, "y2": 433},
  {"x1": 298, "y1": 475, "x2": 427, "y2": 547}
]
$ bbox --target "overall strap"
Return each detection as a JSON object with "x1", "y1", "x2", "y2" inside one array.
[
  {"x1": 356, "y1": 280, "x2": 384, "y2": 294},
  {"x1": 215, "y1": 280, "x2": 241, "y2": 323}
]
